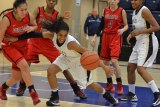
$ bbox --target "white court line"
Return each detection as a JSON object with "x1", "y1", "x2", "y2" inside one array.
[
  {"x1": 10, "y1": 87, "x2": 72, "y2": 92},
  {"x1": 0, "y1": 73, "x2": 11, "y2": 75},
  {"x1": 41, "y1": 80, "x2": 70, "y2": 85}
]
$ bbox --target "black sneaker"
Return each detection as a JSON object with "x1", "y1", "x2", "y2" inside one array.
[
  {"x1": 119, "y1": 92, "x2": 138, "y2": 102},
  {"x1": 16, "y1": 87, "x2": 26, "y2": 96},
  {"x1": 71, "y1": 83, "x2": 87, "y2": 99},
  {"x1": 152, "y1": 92, "x2": 160, "y2": 107},
  {"x1": 46, "y1": 91, "x2": 60, "y2": 106},
  {"x1": 103, "y1": 91, "x2": 118, "y2": 106}
]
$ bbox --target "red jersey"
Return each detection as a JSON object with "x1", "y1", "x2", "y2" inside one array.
[
  {"x1": 3, "y1": 11, "x2": 30, "y2": 47},
  {"x1": 29, "y1": 6, "x2": 59, "y2": 45},
  {"x1": 103, "y1": 7, "x2": 123, "y2": 34},
  {"x1": 36, "y1": 6, "x2": 59, "y2": 32}
]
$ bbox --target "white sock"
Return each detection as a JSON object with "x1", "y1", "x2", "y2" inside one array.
[
  {"x1": 101, "y1": 88, "x2": 106, "y2": 94},
  {"x1": 148, "y1": 80, "x2": 159, "y2": 93},
  {"x1": 129, "y1": 84, "x2": 135, "y2": 94},
  {"x1": 51, "y1": 88, "x2": 58, "y2": 92}
]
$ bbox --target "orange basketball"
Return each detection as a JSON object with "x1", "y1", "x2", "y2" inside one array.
[{"x1": 80, "y1": 51, "x2": 100, "y2": 70}]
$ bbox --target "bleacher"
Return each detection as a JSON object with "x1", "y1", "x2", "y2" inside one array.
[{"x1": 119, "y1": 0, "x2": 160, "y2": 64}]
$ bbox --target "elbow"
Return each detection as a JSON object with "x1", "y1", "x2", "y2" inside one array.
[{"x1": 154, "y1": 25, "x2": 160, "y2": 31}]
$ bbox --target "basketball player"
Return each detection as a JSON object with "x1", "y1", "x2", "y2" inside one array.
[
  {"x1": 16, "y1": 0, "x2": 86, "y2": 99},
  {"x1": 6, "y1": 17, "x2": 119, "y2": 106},
  {"x1": 97, "y1": 0, "x2": 128, "y2": 94},
  {"x1": 119, "y1": 0, "x2": 160, "y2": 106},
  {"x1": 0, "y1": 0, "x2": 40, "y2": 105}
]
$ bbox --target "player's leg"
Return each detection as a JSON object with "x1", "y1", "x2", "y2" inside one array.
[
  {"x1": 137, "y1": 36, "x2": 160, "y2": 106},
  {"x1": 0, "y1": 69, "x2": 21, "y2": 100},
  {"x1": 100, "y1": 33, "x2": 115, "y2": 92},
  {"x1": 109, "y1": 35, "x2": 123, "y2": 94},
  {"x1": 63, "y1": 70, "x2": 87, "y2": 99},
  {"x1": 73, "y1": 65, "x2": 118, "y2": 105},
  {"x1": 16, "y1": 43, "x2": 39, "y2": 96},
  {"x1": 46, "y1": 64, "x2": 61, "y2": 106},
  {"x1": 120, "y1": 47, "x2": 138, "y2": 101},
  {"x1": 87, "y1": 82, "x2": 118, "y2": 105},
  {"x1": 120, "y1": 63, "x2": 138, "y2": 101},
  {"x1": 43, "y1": 47, "x2": 87, "y2": 99},
  {"x1": 17, "y1": 59, "x2": 40, "y2": 105}
]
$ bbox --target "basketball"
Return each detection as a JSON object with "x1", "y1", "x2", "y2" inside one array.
[{"x1": 80, "y1": 51, "x2": 100, "y2": 70}]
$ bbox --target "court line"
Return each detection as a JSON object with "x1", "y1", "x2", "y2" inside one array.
[
  {"x1": 41, "y1": 80, "x2": 70, "y2": 84},
  {"x1": 10, "y1": 87, "x2": 73, "y2": 92},
  {"x1": 5, "y1": 94, "x2": 108, "y2": 107}
]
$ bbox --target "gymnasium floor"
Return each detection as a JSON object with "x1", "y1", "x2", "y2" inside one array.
[{"x1": 0, "y1": 55, "x2": 160, "y2": 107}]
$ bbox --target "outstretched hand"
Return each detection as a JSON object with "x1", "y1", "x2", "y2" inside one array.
[{"x1": 63, "y1": 11, "x2": 71, "y2": 19}]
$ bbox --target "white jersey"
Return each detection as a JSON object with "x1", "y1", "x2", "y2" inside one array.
[
  {"x1": 129, "y1": 6, "x2": 159, "y2": 67},
  {"x1": 53, "y1": 34, "x2": 81, "y2": 59},
  {"x1": 132, "y1": 6, "x2": 151, "y2": 41},
  {"x1": 52, "y1": 34, "x2": 93, "y2": 88}
]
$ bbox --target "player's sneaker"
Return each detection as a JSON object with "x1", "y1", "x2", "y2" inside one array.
[
  {"x1": 71, "y1": 83, "x2": 87, "y2": 99},
  {"x1": 103, "y1": 91, "x2": 118, "y2": 106},
  {"x1": 16, "y1": 87, "x2": 26, "y2": 96},
  {"x1": 30, "y1": 91, "x2": 41, "y2": 105},
  {"x1": 0, "y1": 86, "x2": 7, "y2": 100},
  {"x1": 106, "y1": 83, "x2": 115, "y2": 92},
  {"x1": 117, "y1": 82, "x2": 124, "y2": 95},
  {"x1": 119, "y1": 92, "x2": 138, "y2": 102},
  {"x1": 46, "y1": 91, "x2": 60, "y2": 106},
  {"x1": 152, "y1": 92, "x2": 160, "y2": 107}
]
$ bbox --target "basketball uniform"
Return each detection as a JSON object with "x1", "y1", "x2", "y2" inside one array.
[
  {"x1": 52, "y1": 34, "x2": 93, "y2": 89},
  {"x1": 2, "y1": 11, "x2": 30, "y2": 70},
  {"x1": 129, "y1": 6, "x2": 159, "y2": 67},
  {"x1": 27, "y1": 6, "x2": 60, "y2": 63},
  {"x1": 100, "y1": 7, "x2": 123, "y2": 60}
]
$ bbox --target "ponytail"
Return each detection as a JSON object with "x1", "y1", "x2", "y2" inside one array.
[
  {"x1": 41, "y1": 17, "x2": 69, "y2": 33},
  {"x1": 0, "y1": 8, "x2": 13, "y2": 17}
]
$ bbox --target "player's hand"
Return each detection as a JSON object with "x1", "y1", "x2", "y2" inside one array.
[
  {"x1": 127, "y1": 34, "x2": 132, "y2": 45},
  {"x1": 130, "y1": 29, "x2": 141, "y2": 37},
  {"x1": 117, "y1": 29, "x2": 124, "y2": 35},
  {"x1": 63, "y1": 11, "x2": 71, "y2": 19},
  {"x1": 23, "y1": 26, "x2": 35, "y2": 33}
]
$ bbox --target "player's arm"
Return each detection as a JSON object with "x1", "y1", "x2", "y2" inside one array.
[
  {"x1": 67, "y1": 41, "x2": 113, "y2": 75},
  {"x1": 23, "y1": 13, "x2": 37, "y2": 33},
  {"x1": 4, "y1": 31, "x2": 53, "y2": 42},
  {"x1": 57, "y1": 11, "x2": 71, "y2": 19},
  {"x1": 0, "y1": 16, "x2": 10, "y2": 48},
  {"x1": 130, "y1": 8, "x2": 160, "y2": 37},
  {"x1": 29, "y1": 13, "x2": 38, "y2": 30},
  {"x1": 67, "y1": 41, "x2": 88, "y2": 54},
  {"x1": 119, "y1": 9, "x2": 128, "y2": 34},
  {"x1": 32, "y1": 7, "x2": 39, "y2": 20}
]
